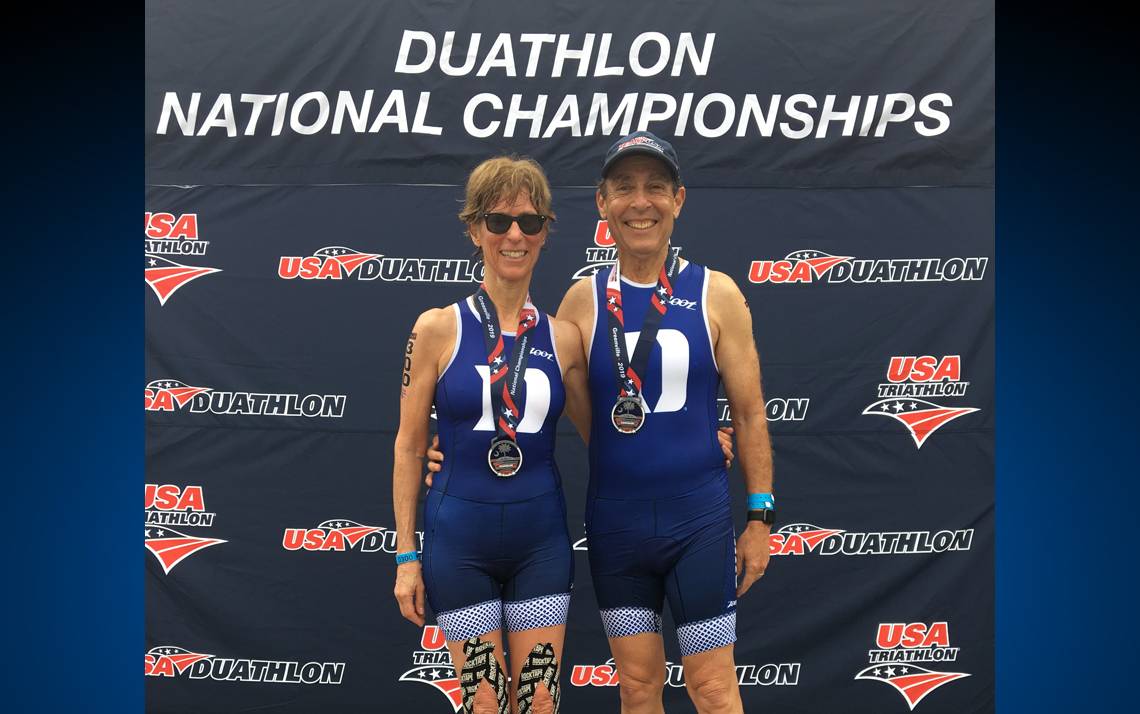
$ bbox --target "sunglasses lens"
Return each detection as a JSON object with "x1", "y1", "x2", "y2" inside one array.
[
  {"x1": 484, "y1": 213, "x2": 512, "y2": 234},
  {"x1": 517, "y1": 215, "x2": 545, "y2": 235}
]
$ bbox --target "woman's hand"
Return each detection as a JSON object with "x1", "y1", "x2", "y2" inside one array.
[
  {"x1": 718, "y1": 426, "x2": 736, "y2": 469},
  {"x1": 394, "y1": 561, "x2": 426, "y2": 626}
]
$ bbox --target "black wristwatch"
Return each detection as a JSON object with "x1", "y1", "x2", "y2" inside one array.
[{"x1": 747, "y1": 509, "x2": 776, "y2": 526}]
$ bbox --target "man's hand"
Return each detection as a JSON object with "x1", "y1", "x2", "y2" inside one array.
[
  {"x1": 423, "y1": 434, "x2": 444, "y2": 488},
  {"x1": 718, "y1": 426, "x2": 735, "y2": 469},
  {"x1": 394, "y1": 561, "x2": 426, "y2": 626},
  {"x1": 735, "y1": 522, "x2": 771, "y2": 598}
]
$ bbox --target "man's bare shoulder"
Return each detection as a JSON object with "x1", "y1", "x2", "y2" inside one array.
[
  {"x1": 550, "y1": 315, "x2": 582, "y2": 341},
  {"x1": 556, "y1": 277, "x2": 595, "y2": 322},
  {"x1": 706, "y1": 269, "x2": 746, "y2": 306}
]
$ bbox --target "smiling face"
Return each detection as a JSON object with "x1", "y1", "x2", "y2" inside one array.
[
  {"x1": 469, "y1": 191, "x2": 547, "y2": 283},
  {"x1": 597, "y1": 154, "x2": 686, "y2": 260}
]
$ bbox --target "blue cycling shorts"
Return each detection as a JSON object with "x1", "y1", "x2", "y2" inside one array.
[
  {"x1": 422, "y1": 487, "x2": 573, "y2": 642},
  {"x1": 585, "y1": 474, "x2": 737, "y2": 657}
]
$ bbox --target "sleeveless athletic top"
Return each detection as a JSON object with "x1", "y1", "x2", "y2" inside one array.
[
  {"x1": 587, "y1": 261, "x2": 724, "y2": 499},
  {"x1": 432, "y1": 296, "x2": 566, "y2": 503}
]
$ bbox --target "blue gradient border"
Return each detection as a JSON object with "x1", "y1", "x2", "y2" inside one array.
[
  {"x1": 5, "y1": 5, "x2": 140, "y2": 713},
  {"x1": 7, "y1": 3, "x2": 1128, "y2": 712},
  {"x1": 996, "y1": 6, "x2": 1132, "y2": 711}
]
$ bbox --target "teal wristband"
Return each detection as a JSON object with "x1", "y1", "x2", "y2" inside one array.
[
  {"x1": 395, "y1": 550, "x2": 419, "y2": 565},
  {"x1": 747, "y1": 493, "x2": 775, "y2": 510}
]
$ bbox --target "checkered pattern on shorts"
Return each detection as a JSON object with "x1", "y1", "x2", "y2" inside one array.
[
  {"x1": 436, "y1": 598, "x2": 502, "y2": 641},
  {"x1": 599, "y1": 607, "x2": 663, "y2": 639},
  {"x1": 676, "y1": 611, "x2": 736, "y2": 657},
  {"x1": 503, "y1": 593, "x2": 571, "y2": 632}
]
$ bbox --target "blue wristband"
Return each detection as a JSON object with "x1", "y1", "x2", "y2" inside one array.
[
  {"x1": 395, "y1": 550, "x2": 419, "y2": 565},
  {"x1": 748, "y1": 493, "x2": 775, "y2": 510}
]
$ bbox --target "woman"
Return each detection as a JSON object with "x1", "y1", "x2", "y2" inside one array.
[{"x1": 392, "y1": 156, "x2": 589, "y2": 714}]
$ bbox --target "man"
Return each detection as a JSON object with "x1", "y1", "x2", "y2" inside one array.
[
  {"x1": 430, "y1": 132, "x2": 774, "y2": 713},
  {"x1": 554, "y1": 131, "x2": 774, "y2": 714}
]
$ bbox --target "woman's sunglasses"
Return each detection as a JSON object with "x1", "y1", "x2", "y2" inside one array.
[{"x1": 481, "y1": 212, "x2": 549, "y2": 235}]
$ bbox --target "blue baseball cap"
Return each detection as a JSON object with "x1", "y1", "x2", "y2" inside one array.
[{"x1": 601, "y1": 131, "x2": 681, "y2": 184}]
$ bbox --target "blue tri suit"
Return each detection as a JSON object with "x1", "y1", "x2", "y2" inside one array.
[
  {"x1": 422, "y1": 297, "x2": 573, "y2": 642},
  {"x1": 586, "y1": 261, "x2": 738, "y2": 657}
]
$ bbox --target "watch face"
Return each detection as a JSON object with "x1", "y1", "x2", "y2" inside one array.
[{"x1": 751, "y1": 510, "x2": 775, "y2": 525}]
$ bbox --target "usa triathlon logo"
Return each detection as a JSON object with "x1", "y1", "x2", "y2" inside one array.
[
  {"x1": 146, "y1": 484, "x2": 216, "y2": 527},
  {"x1": 146, "y1": 646, "x2": 345, "y2": 685},
  {"x1": 571, "y1": 657, "x2": 800, "y2": 688},
  {"x1": 145, "y1": 483, "x2": 224, "y2": 574},
  {"x1": 145, "y1": 379, "x2": 347, "y2": 418},
  {"x1": 862, "y1": 355, "x2": 979, "y2": 448},
  {"x1": 717, "y1": 397, "x2": 810, "y2": 424},
  {"x1": 399, "y1": 626, "x2": 462, "y2": 712},
  {"x1": 282, "y1": 520, "x2": 424, "y2": 553},
  {"x1": 279, "y1": 246, "x2": 484, "y2": 282},
  {"x1": 770, "y1": 523, "x2": 973, "y2": 556},
  {"x1": 854, "y1": 622, "x2": 970, "y2": 710},
  {"x1": 572, "y1": 221, "x2": 683, "y2": 280},
  {"x1": 145, "y1": 527, "x2": 225, "y2": 575},
  {"x1": 146, "y1": 255, "x2": 221, "y2": 305},
  {"x1": 145, "y1": 212, "x2": 220, "y2": 304},
  {"x1": 749, "y1": 250, "x2": 987, "y2": 284},
  {"x1": 146, "y1": 212, "x2": 207, "y2": 255}
]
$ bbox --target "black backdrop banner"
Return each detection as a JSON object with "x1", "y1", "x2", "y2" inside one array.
[{"x1": 145, "y1": 1, "x2": 993, "y2": 712}]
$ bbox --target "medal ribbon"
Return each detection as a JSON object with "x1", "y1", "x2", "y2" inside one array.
[
  {"x1": 604, "y1": 246, "x2": 680, "y2": 400},
  {"x1": 472, "y1": 286, "x2": 538, "y2": 441}
]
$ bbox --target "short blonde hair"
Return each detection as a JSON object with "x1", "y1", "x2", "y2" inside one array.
[{"x1": 458, "y1": 156, "x2": 555, "y2": 227}]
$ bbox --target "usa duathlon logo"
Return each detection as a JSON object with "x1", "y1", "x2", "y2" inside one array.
[
  {"x1": 145, "y1": 646, "x2": 212, "y2": 676},
  {"x1": 854, "y1": 622, "x2": 970, "y2": 710},
  {"x1": 616, "y1": 135, "x2": 666, "y2": 153},
  {"x1": 144, "y1": 379, "x2": 211, "y2": 411},
  {"x1": 146, "y1": 483, "x2": 225, "y2": 574},
  {"x1": 279, "y1": 246, "x2": 484, "y2": 283},
  {"x1": 145, "y1": 212, "x2": 221, "y2": 305},
  {"x1": 145, "y1": 379, "x2": 347, "y2": 418},
  {"x1": 282, "y1": 520, "x2": 424, "y2": 553},
  {"x1": 571, "y1": 657, "x2": 800, "y2": 689},
  {"x1": 717, "y1": 397, "x2": 810, "y2": 424},
  {"x1": 862, "y1": 355, "x2": 979, "y2": 448},
  {"x1": 572, "y1": 221, "x2": 683, "y2": 280},
  {"x1": 399, "y1": 626, "x2": 462, "y2": 711},
  {"x1": 770, "y1": 523, "x2": 973, "y2": 556},
  {"x1": 146, "y1": 645, "x2": 345, "y2": 685},
  {"x1": 748, "y1": 250, "x2": 987, "y2": 284}
]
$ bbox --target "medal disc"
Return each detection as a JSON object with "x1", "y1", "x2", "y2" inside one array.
[
  {"x1": 611, "y1": 396, "x2": 646, "y2": 434},
  {"x1": 487, "y1": 437, "x2": 523, "y2": 477}
]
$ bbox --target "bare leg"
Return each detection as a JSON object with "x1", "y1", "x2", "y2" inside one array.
[
  {"x1": 607, "y1": 632, "x2": 667, "y2": 714},
  {"x1": 681, "y1": 644, "x2": 742, "y2": 714}
]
